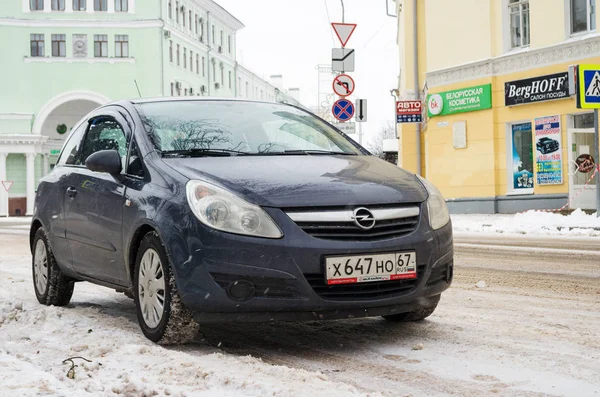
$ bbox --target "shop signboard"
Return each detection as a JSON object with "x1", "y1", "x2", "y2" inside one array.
[
  {"x1": 534, "y1": 115, "x2": 563, "y2": 185},
  {"x1": 505, "y1": 72, "x2": 569, "y2": 106},
  {"x1": 427, "y1": 84, "x2": 492, "y2": 118},
  {"x1": 511, "y1": 122, "x2": 534, "y2": 190}
]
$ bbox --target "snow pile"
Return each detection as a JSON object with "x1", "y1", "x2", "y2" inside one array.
[{"x1": 451, "y1": 209, "x2": 600, "y2": 236}]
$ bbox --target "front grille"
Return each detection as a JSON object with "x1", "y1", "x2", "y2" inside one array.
[
  {"x1": 210, "y1": 272, "x2": 300, "y2": 299},
  {"x1": 305, "y1": 265, "x2": 425, "y2": 300},
  {"x1": 426, "y1": 262, "x2": 452, "y2": 287},
  {"x1": 296, "y1": 217, "x2": 420, "y2": 241}
]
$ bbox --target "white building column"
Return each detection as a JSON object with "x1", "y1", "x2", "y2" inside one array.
[
  {"x1": 43, "y1": 0, "x2": 51, "y2": 12},
  {"x1": 65, "y1": 0, "x2": 73, "y2": 12},
  {"x1": 108, "y1": 0, "x2": 115, "y2": 13},
  {"x1": 42, "y1": 154, "x2": 49, "y2": 177},
  {"x1": 0, "y1": 153, "x2": 7, "y2": 217},
  {"x1": 26, "y1": 153, "x2": 36, "y2": 216}
]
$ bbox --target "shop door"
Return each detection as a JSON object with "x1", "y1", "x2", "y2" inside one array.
[{"x1": 567, "y1": 128, "x2": 597, "y2": 210}]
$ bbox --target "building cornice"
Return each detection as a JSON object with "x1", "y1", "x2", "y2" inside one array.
[
  {"x1": 199, "y1": 0, "x2": 244, "y2": 31},
  {"x1": 0, "y1": 134, "x2": 48, "y2": 145},
  {"x1": 0, "y1": 114, "x2": 34, "y2": 120},
  {"x1": 0, "y1": 18, "x2": 163, "y2": 28},
  {"x1": 426, "y1": 34, "x2": 600, "y2": 88}
]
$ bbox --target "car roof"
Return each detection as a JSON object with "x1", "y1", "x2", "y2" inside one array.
[{"x1": 127, "y1": 97, "x2": 286, "y2": 106}]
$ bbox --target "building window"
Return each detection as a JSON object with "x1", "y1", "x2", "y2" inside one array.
[
  {"x1": 30, "y1": 34, "x2": 44, "y2": 57},
  {"x1": 52, "y1": 0, "x2": 65, "y2": 10},
  {"x1": 30, "y1": 0, "x2": 44, "y2": 10},
  {"x1": 509, "y1": 0, "x2": 530, "y2": 48},
  {"x1": 169, "y1": 40, "x2": 173, "y2": 62},
  {"x1": 115, "y1": 35, "x2": 129, "y2": 57},
  {"x1": 238, "y1": 77, "x2": 241, "y2": 94},
  {"x1": 228, "y1": 35, "x2": 231, "y2": 53},
  {"x1": 176, "y1": 44, "x2": 180, "y2": 66},
  {"x1": 171, "y1": 82, "x2": 174, "y2": 96},
  {"x1": 94, "y1": 0, "x2": 107, "y2": 11},
  {"x1": 94, "y1": 34, "x2": 108, "y2": 57},
  {"x1": 212, "y1": 61, "x2": 216, "y2": 81},
  {"x1": 73, "y1": 0, "x2": 86, "y2": 11},
  {"x1": 571, "y1": 0, "x2": 596, "y2": 34},
  {"x1": 175, "y1": 1, "x2": 179, "y2": 23},
  {"x1": 189, "y1": 11, "x2": 192, "y2": 31},
  {"x1": 196, "y1": 54, "x2": 199, "y2": 74},
  {"x1": 228, "y1": 71, "x2": 232, "y2": 89},
  {"x1": 168, "y1": 0, "x2": 172, "y2": 18},
  {"x1": 184, "y1": 88, "x2": 188, "y2": 96},
  {"x1": 212, "y1": 25, "x2": 215, "y2": 44},
  {"x1": 510, "y1": 122, "x2": 534, "y2": 191},
  {"x1": 190, "y1": 50, "x2": 193, "y2": 72},
  {"x1": 199, "y1": 19, "x2": 204, "y2": 41},
  {"x1": 245, "y1": 82, "x2": 249, "y2": 97},
  {"x1": 220, "y1": 66, "x2": 224, "y2": 84},
  {"x1": 202, "y1": 56, "x2": 205, "y2": 76},
  {"x1": 182, "y1": 6, "x2": 186, "y2": 27},
  {"x1": 195, "y1": 13, "x2": 198, "y2": 34},
  {"x1": 51, "y1": 34, "x2": 66, "y2": 57},
  {"x1": 183, "y1": 47, "x2": 187, "y2": 68},
  {"x1": 220, "y1": 30, "x2": 223, "y2": 47},
  {"x1": 115, "y1": 0, "x2": 128, "y2": 12}
]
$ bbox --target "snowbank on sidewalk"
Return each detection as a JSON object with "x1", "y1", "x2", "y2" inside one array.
[{"x1": 451, "y1": 209, "x2": 600, "y2": 236}]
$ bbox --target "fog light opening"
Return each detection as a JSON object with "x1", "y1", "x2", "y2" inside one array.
[
  {"x1": 227, "y1": 280, "x2": 255, "y2": 301},
  {"x1": 446, "y1": 265, "x2": 453, "y2": 284}
]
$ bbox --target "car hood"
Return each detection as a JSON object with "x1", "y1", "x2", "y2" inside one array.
[{"x1": 162, "y1": 155, "x2": 428, "y2": 208}]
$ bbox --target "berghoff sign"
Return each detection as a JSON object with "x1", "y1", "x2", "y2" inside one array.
[{"x1": 505, "y1": 72, "x2": 569, "y2": 106}]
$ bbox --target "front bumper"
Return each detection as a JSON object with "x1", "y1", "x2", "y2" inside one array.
[{"x1": 163, "y1": 207, "x2": 454, "y2": 323}]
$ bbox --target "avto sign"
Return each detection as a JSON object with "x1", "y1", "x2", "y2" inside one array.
[{"x1": 505, "y1": 72, "x2": 569, "y2": 106}]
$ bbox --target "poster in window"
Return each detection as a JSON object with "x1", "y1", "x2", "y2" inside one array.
[
  {"x1": 534, "y1": 115, "x2": 563, "y2": 185},
  {"x1": 512, "y1": 122, "x2": 534, "y2": 190}
]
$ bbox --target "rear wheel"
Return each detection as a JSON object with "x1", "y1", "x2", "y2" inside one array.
[
  {"x1": 382, "y1": 298, "x2": 439, "y2": 322},
  {"x1": 32, "y1": 228, "x2": 74, "y2": 306},
  {"x1": 133, "y1": 232, "x2": 200, "y2": 344}
]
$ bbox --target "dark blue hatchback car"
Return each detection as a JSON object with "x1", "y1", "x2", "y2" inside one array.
[{"x1": 30, "y1": 98, "x2": 453, "y2": 344}]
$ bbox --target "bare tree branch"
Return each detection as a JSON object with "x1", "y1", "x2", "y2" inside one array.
[{"x1": 367, "y1": 122, "x2": 396, "y2": 158}]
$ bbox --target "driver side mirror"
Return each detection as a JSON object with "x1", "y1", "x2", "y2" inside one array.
[{"x1": 85, "y1": 150, "x2": 122, "y2": 175}]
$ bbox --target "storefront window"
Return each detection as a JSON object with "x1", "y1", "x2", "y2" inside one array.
[
  {"x1": 574, "y1": 112, "x2": 594, "y2": 128},
  {"x1": 511, "y1": 122, "x2": 534, "y2": 190}
]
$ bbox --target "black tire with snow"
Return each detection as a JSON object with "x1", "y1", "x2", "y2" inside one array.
[
  {"x1": 133, "y1": 232, "x2": 200, "y2": 345},
  {"x1": 32, "y1": 227, "x2": 74, "y2": 306},
  {"x1": 382, "y1": 298, "x2": 439, "y2": 322}
]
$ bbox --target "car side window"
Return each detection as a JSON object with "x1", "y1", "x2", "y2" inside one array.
[
  {"x1": 78, "y1": 118, "x2": 128, "y2": 166},
  {"x1": 59, "y1": 123, "x2": 86, "y2": 166}
]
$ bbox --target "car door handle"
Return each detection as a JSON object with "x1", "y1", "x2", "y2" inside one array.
[{"x1": 66, "y1": 187, "x2": 77, "y2": 197}]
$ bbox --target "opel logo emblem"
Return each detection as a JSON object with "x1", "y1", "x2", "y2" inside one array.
[{"x1": 351, "y1": 207, "x2": 376, "y2": 230}]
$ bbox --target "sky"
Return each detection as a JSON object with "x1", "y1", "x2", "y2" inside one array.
[{"x1": 215, "y1": 0, "x2": 399, "y2": 147}]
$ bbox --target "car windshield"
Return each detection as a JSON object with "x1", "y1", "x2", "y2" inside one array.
[{"x1": 134, "y1": 100, "x2": 363, "y2": 156}]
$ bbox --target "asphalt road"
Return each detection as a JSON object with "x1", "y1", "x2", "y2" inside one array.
[{"x1": 1, "y1": 229, "x2": 599, "y2": 396}]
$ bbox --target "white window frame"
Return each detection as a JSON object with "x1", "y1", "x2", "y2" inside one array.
[
  {"x1": 506, "y1": 121, "x2": 535, "y2": 195},
  {"x1": 507, "y1": 0, "x2": 530, "y2": 50},
  {"x1": 568, "y1": 0, "x2": 596, "y2": 36}
]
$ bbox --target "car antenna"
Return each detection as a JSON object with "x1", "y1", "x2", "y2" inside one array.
[{"x1": 134, "y1": 79, "x2": 142, "y2": 98}]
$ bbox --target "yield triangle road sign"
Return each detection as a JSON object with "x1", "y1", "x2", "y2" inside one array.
[
  {"x1": 331, "y1": 23, "x2": 357, "y2": 48},
  {"x1": 585, "y1": 71, "x2": 600, "y2": 97},
  {"x1": 1, "y1": 181, "x2": 13, "y2": 192}
]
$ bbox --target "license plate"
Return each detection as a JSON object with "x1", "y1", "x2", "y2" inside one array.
[{"x1": 325, "y1": 252, "x2": 417, "y2": 285}]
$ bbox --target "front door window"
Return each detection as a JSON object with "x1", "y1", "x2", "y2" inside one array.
[{"x1": 511, "y1": 122, "x2": 534, "y2": 191}]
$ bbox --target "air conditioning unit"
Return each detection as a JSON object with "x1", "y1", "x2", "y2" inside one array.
[
  {"x1": 200, "y1": 85, "x2": 206, "y2": 93},
  {"x1": 214, "y1": 82, "x2": 220, "y2": 89},
  {"x1": 164, "y1": 30, "x2": 171, "y2": 38},
  {"x1": 218, "y1": 45, "x2": 223, "y2": 53}
]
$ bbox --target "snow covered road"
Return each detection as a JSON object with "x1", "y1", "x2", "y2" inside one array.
[{"x1": 1, "y1": 230, "x2": 599, "y2": 397}]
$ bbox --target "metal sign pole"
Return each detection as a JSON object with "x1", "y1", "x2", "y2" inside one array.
[{"x1": 595, "y1": 108, "x2": 600, "y2": 217}]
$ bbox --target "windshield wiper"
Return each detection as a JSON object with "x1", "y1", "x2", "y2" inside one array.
[
  {"x1": 264, "y1": 150, "x2": 357, "y2": 156},
  {"x1": 161, "y1": 148, "x2": 249, "y2": 157}
]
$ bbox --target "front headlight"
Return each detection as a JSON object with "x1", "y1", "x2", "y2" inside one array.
[
  {"x1": 186, "y1": 180, "x2": 283, "y2": 238},
  {"x1": 417, "y1": 176, "x2": 450, "y2": 230}
]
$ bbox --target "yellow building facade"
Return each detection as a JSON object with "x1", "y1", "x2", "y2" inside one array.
[{"x1": 396, "y1": 0, "x2": 600, "y2": 213}]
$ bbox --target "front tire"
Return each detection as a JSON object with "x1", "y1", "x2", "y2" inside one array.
[
  {"x1": 32, "y1": 228, "x2": 74, "y2": 306},
  {"x1": 382, "y1": 298, "x2": 439, "y2": 322},
  {"x1": 133, "y1": 232, "x2": 200, "y2": 345}
]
